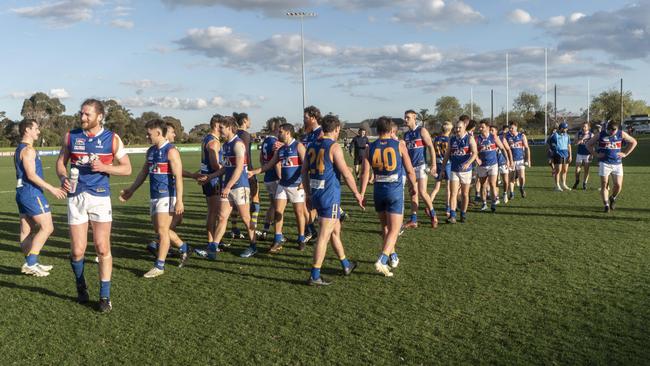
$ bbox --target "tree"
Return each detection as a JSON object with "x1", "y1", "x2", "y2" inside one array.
[
  {"x1": 20, "y1": 92, "x2": 66, "y2": 126},
  {"x1": 103, "y1": 99, "x2": 133, "y2": 139},
  {"x1": 461, "y1": 103, "x2": 483, "y2": 120},
  {"x1": 162, "y1": 116, "x2": 185, "y2": 142},
  {"x1": 588, "y1": 89, "x2": 650, "y2": 122},
  {"x1": 512, "y1": 92, "x2": 541, "y2": 126},
  {"x1": 187, "y1": 123, "x2": 210, "y2": 143},
  {"x1": 417, "y1": 108, "x2": 437, "y2": 130},
  {"x1": 261, "y1": 116, "x2": 287, "y2": 134},
  {"x1": 434, "y1": 96, "x2": 463, "y2": 124}
]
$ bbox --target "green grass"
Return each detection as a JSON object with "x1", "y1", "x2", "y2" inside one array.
[{"x1": 0, "y1": 142, "x2": 648, "y2": 365}]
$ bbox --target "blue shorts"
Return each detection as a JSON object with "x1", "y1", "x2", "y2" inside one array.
[
  {"x1": 16, "y1": 192, "x2": 50, "y2": 217},
  {"x1": 436, "y1": 163, "x2": 452, "y2": 181},
  {"x1": 202, "y1": 178, "x2": 219, "y2": 197},
  {"x1": 315, "y1": 202, "x2": 341, "y2": 220},
  {"x1": 373, "y1": 190, "x2": 404, "y2": 215}
]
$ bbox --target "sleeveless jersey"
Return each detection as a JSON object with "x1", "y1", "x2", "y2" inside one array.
[
  {"x1": 307, "y1": 137, "x2": 341, "y2": 208},
  {"x1": 449, "y1": 133, "x2": 472, "y2": 172},
  {"x1": 67, "y1": 128, "x2": 118, "y2": 197},
  {"x1": 597, "y1": 129, "x2": 623, "y2": 164},
  {"x1": 278, "y1": 139, "x2": 302, "y2": 187},
  {"x1": 261, "y1": 135, "x2": 281, "y2": 183},
  {"x1": 368, "y1": 138, "x2": 403, "y2": 195},
  {"x1": 301, "y1": 126, "x2": 322, "y2": 149},
  {"x1": 221, "y1": 136, "x2": 249, "y2": 189},
  {"x1": 477, "y1": 134, "x2": 498, "y2": 166},
  {"x1": 576, "y1": 130, "x2": 593, "y2": 155},
  {"x1": 236, "y1": 129, "x2": 253, "y2": 170},
  {"x1": 147, "y1": 141, "x2": 176, "y2": 199},
  {"x1": 15, "y1": 143, "x2": 44, "y2": 195},
  {"x1": 404, "y1": 126, "x2": 427, "y2": 167},
  {"x1": 433, "y1": 135, "x2": 450, "y2": 164},
  {"x1": 200, "y1": 133, "x2": 220, "y2": 189},
  {"x1": 505, "y1": 132, "x2": 525, "y2": 161}
]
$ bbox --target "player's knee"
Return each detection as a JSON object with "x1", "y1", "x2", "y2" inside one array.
[{"x1": 274, "y1": 211, "x2": 283, "y2": 222}]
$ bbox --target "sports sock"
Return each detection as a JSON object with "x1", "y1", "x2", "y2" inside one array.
[
  {"x1": 99, "y1": 280, "x2": 111, "y2": 299},
  {"x1": 263, "y1": 222, "x2": 271, "y2": 232},
  {"x1": 429, "y1": 207, "x2": 436, "y2": 217},
  {"x1": 389, "y1": 253, "x2": 398, "y2": 262},
  {"x1": 207, "y1": 242, "x2": 218, "y2": 252},
  {"x1": 298, "y1": 234, "x2": 305, "y2": 243},
  {"x1": 340, "y1": 257, "x2": 350, "y2": 269},
  {"x1": 251, "y1": 203, "x2": 260, "y2": 229},
  {"x1": 274, "y1": 233, "x2": 283, "y2": 243},
  {"x1": 461, "y1": 211, "x2": 466, "y2": 217},
  {"x1": 26, "y1": 252, "x2": 38, "y2": 266},
  {"x1": 310, "y1": 267, "x2": 321, "y2": 280},
  {"x1": 308, "y1": 223, "x2": 317, "y2": 234},
  {"x1": 249, "y1": 242, "x2": 257, "y2": 251},
  {"x1": 379, "y1": 254, "x2": 389, "y2": 265},
  {"x1": 450, "y1": 210, "x2": 456, "y2": 218},
  {"x1": 155, "y1": 259, "x2": 165, "y2": 270},
  {"x1": 410, "y1": 213, "x2": 417, "y2": 223},
  {"x1": 70, "y1": 258, "x2": 85, "y2": 287},
  {"x1": 179, "y1": 243, "x2": 188, "y2": 254}
]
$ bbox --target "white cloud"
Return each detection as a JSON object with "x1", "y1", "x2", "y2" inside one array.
[
  {"x1": 110, "y1": 19, "x2": 134, "y2": 29},
  {"x1": 49, "y1": 88, "x2": 70, "y2": 99},
  {"x1": 113, "y1": 5, "x2": 133, "y2": 17},
  {"x1": 7, "y1": 91, "x2": 32, "y2": 99},
  {"x1": 12, "y1": 0, "x2": 103, "y2": 27},
  {"x1": 160, "y1": 0, "x2": 304, "y2": 17},
  {"x1": 569, "y1": 12, "x2": 585, "y2": 22},
  {"x1": 120, "y1": 95, "x2": 261, "y2": 110},
  {"x1": 508, "y1": 9, "x2": 533, "y2": 24},
  {"x1": 546, "y1": 15, "x2": 565, "y2": 27},
  {"x1": 392, "y1": 0, "x2": 484, "y2": 29}
]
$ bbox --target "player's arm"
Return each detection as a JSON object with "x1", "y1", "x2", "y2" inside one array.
[
  {"x1": 440, "y1": 143, "x2": 451, "y2": 171},
  {"x1": 522, "y1": 135, "x2": 532, "y2": 166},
  {"x1": 421, "y1": 128, "x2": 437, "y2": 175},
  {"x1": 56, "y1": 132, "x2": 72, "y2": 191},
  {"x1": 400, "y1": 141, "x2": 418, "y2": 196},
  {"x1": 241, "y1": 132, "x2": 252, "y2": 169},
  {"x1": 91, "y1": 135, "x2": 132, "y2": 176},
  {"x1": 250, "y1": 149, "x2": 280, "y2": 176},
  {"x1": 22, "y1": 147, "x2": 66, "y2": 199},
  {"x1": 359, "y1": 151, "x2": 371, "y2": 197},
  {"x1": 620, "y1": 132, "x2": 638, "y2": 158},
  {"x1": 119, "y1": 159, "x2": 148, "y2": 202},
  {"x1": 222, "y1": 141, "x2": 245, "y2": 196},
  {"x1": 331, "y1": 143, "x2": 364, "y2": 208},
  {"x1": 207, "y1": 140, "x2": 221, "y2": 172},
  {"x1": 168, "y1": 147, "x2": 184, "y2": 215},
  {"x1": 300, "y1": 148, "x2": 311, "y2": 198},
  {"x1": 501, "y1": 136, "x2": 513, "y2": 166},
  {"x1": 568, "y1": 138, "x2": 573, "y2": 163}
]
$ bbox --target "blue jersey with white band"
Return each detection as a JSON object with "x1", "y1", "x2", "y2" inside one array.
[
  {"x1": 404, "y1": 126, "x2": 427, "y2": 167},
  {"x1": 449, "y1": 134, "x2": 472, "y2": 172},
  {"x1": 505, "y1": 132, "x2": 525, "y2": 161},
  {"x1": 575, "y1": 130, "x2": 593, "y2": 155},
  {"x1": 261, "y1": 135, "x2": 281, "y2": 183},
  {"x1": 278, "y1": 139, "x2": 302, "y2": 187},
  {"x1": 597, "y1": 129, "x2": 623, "y2": 164},
  {"x1": 221, "y1": 136, "x2": 249, "y2": 189},
  {"x1": 67, "y1": 128, "x2": 121, "y2": 197},
  {"x1": 477, "y1": 134, "x2": 498, "y2": 166},
  {"x1": 147, "y1": 142, "x2": 176, "y2": 199}
]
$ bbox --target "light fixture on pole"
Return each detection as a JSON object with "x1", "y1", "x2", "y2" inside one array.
[{"x1": 287, "y1": 11, "x2": 317, "y2": 115}]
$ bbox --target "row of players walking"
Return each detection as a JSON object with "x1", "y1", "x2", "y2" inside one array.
[{"x1": 14, "y1": 100, "x2": 637, "y2": 312}]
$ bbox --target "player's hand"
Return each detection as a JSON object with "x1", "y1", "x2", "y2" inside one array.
[
  {"x1": 461, "y1": 162, "x2": 470, "y2": 171},
  {"x1": 220, "y1": 186, "x2": 231, "y2": 198},
  {"x1": 119, "y1": 189, "x2": 133, "y2": 202},
  {"x1": 475, "y1": 158, "x2": 482, "y2": 167},
  {"x1": 247, "y1": 170, "x2": 256, "y2": 179},
  {"x1": 175, "y1": 200, "x2": 184, "y2": 215},
  {"x1": 196, "y1": 174, "x2": 208, "y2": 185},
  {"x1": 60, "y1": 177, "x2": 71, "y2": 192},
  {"x1": 354, "y1": 192, "x2": 365, "y2": 210},
  {"x1": 428, "y1": 167, "x2": 437, "y2": 177},
  {"x1": 49, "y1": 186, "x2": 67, "y2": 199},
  {"x1": 568, "y1": 156, "x2": 573, "y2": 164},
  {"x1": 305, "y1": 196, "x2": 312, "y2": 211},
  {"x1": 616, "y1": 152, "x2": 626, "y2": 159},
  {"x1": 91, "y1": 159, "x2": 108, "y2": 173},
  {"x1": 527, "y1": 160, "x2": 532, "y2": 167}
]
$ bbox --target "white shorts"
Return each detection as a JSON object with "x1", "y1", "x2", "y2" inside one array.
[
  {"x1": 498, "y1": 165, "x2": 509, "y2": 175},
  {"x1": 220, "y1": 187, "x2": 250, "y2": 206},
  {"x1": 576, "y1": 154, "x2": 592, "y2": 165},
  {"x1": 150, "y1": 196, "x2": 176, "y2": 215},
  {"x1": 275, "y1": 185, "x2": 305, "y2": 203},
  {"x1": 599, "y1": 162, "x2": 623, "y2": 177},
  {"x1": 478, "y1": 164, "x2": 499, "y2": 178},
  {"x1": 68, "y1": 192, "x2": 112, "y2": 225},
  {"x1": 264, "y1": 181, "x2": 279, "y2": 200},
  {"x1": 450, "y1": 171, "x2": 472, "y2": 185},
  {"x1": 414, "y1": 164, "x2": 428, "y2": 180},
  {"x1": 512, "y1": 160, "x2": 526, "y2": 172}
]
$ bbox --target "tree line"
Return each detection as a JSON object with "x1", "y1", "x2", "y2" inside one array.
[{"x1": 0, "y1": 90, "x2": 648, "y2": 147}]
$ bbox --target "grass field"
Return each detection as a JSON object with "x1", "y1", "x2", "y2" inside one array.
[{"x1": 0, "y1": 140, "x2": 648, "y2": 365}]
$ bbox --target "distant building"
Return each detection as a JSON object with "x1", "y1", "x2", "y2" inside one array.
[{"x1": 344, "y1": 117, "x2": 407, "y2": 137}]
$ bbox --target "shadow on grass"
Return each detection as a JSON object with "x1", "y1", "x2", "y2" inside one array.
[{"x1": 0, "y1": 279, "x2": 80, "y2": 304}]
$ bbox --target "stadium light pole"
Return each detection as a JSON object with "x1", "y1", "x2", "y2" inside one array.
[
  {"x1": 587, "y1": 78, "x2": 590, "y2": 124},
  {"x1": 544, "y1": 48, "x2": 548, "y2": 140},
  {"x1": 506, "y1": 53, "x2": 509, "y2": 125},
  {"x1": 287, "y1": 11, "x2": 317, "y2": 115},
  {"x1": 470, "y1": 87, "x2": 474, "y2": 120}
]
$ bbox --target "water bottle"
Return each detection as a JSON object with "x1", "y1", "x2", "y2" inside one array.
[{"x1": 69, "y1": 167, "x2": 79, "y2": 194}]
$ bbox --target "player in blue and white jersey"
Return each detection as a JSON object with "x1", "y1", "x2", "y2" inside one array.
[
  {"x1": 361, "y1": 117, "x2": 418, "y2": 277},
  {"x1": 403, "y1": 110, "x2": 438, "y2": 229},
  {"x1": 430, "y1": 121, "x2": 453, "y2": 216},
  {"x1": 120, "y1": 119, "x2": 190, "y2": 278},
  {"x1": 572, "y1": 122, "x2": 593, "y2": 190},
  {"x1": 56, "y1": 99, "x2": 132, "y2": 313},
  {"x1": 301, "y1": 115, "x2": 364, "y2": 285},
  {"x1": 493, "y1": 125, "x2": 513, "y2": 204},
  {"x1": 14, "y1": 119, "x2": 67, "y2": 277},
  {"x1": 548, "y1": 122, "x2": 572, "y2": 191},
  {"x1": 202, "y1": 116, "x2": 257, "y2": 258},
  {"x1": 505, "y1": 121, "x2": 531, "y2": 199},
  {"x1": 588, "y1": 120, "x2": 637, "y2": 212},
  {"x1": 257, "y1": 117, "x2": 283, "y2": 240},
  {"x1": 250, "y1": 123, "x2": 308, "y2": 252},
  {"x1": 476, "y1": 120, "x2": 510, "y2": 212},
  {"x1": 441, "y1": 119, "x2": 478, "y2": 223}
]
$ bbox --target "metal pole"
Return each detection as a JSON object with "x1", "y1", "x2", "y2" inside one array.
[
  {"x1": 470, "y1": 87, "x2": 474, "y2": 120},
  {"x1": 544, "y1": 48, "x2": 548, "y2": 140},
  {"x1": 506, "y1": 53, "x2": 509, "y2": 124},
  {"x1": 620, "y1": 78, "x2": 623, "y2": 123},
  {"x1": 491, "y1": 89, "x2": 494, "y2": 123},
  {"x1": 587, "y1": 78, "x2": 590, "y2": 124},
  {"x1": 300, "y1": 16, "x2": 306, "y2": 112},
  {"x1": 554, "y1": 84, "x2": 557, "y2": 122}
]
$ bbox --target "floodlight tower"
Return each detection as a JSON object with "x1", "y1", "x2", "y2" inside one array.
[{"x1": 287, "y1": 11, "x2": 317, "y2": 113}]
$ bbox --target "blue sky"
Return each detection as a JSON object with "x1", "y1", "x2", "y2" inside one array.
[{"x1": 1, "y1": 0, "x2": 648, "y2": 131}]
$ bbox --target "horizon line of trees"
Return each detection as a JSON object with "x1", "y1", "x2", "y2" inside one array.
[{"x1": 1, "y1": 90, "x2": 648, "y2": 147}]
